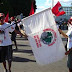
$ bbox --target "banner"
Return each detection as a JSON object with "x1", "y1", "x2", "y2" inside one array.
[
  {"x1": 52, "y1": 1, "x2": 65, "y2": 16},
  {"x1": 22, "y1": 8, "x2": 65, "y2": 65}
]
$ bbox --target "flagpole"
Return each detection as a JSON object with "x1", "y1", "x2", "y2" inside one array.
[{"x1": 52, "y1": 0, "x2": 54, "y2": 8}]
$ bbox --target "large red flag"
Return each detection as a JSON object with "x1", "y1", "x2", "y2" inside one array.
[
  {"x1": 29, "y1": 2, "x2": 34, "y2": 16},
  {"x1": 5, "y1": 12, "x2": 9, "y2": 22},
  {"x1": 52, "y1": 1, "x2": 65, "y2": 16}
]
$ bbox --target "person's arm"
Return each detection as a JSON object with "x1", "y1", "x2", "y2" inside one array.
[
  {"x1": 58, "y1": 29, "x2": 68, "y2": 38},
  {"x1": 14, "y1": 30, "x2": 28, "y2": 38},
  {"x1": 65, "y1": 48, "x2": 72, "y2": 55},
  {"x1": 58, "y1": 28, "x2": 72, "y2": 55}
]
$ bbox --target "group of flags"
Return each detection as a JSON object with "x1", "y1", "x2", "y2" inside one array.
[
  {"x1": 4, "y1": 1, "x2": 66, "y2": 65},
  {"x1": 4, "y1": 1, "x2": 65, "y2": 22},
  {"x1": 4, "y1": 1, "x2": 34, "y2": 22},
  {"x1": 29, "y1": 1, "x2": 65, "y2": 16}
]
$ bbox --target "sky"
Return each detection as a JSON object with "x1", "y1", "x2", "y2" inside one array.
[{"x1": 36, "y1": 0, "x2": 72, "y2": 13}]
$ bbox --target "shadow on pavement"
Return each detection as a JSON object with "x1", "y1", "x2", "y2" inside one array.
[
  {"x1": 13, "y1": 49, "x2": 34, "y2": 56},
  {"x1": 13, "y1": 44, "x2": 30, "y2": 47},
  {"x1": 13, "y1": 56, "x2": 36, "y2": 62},
  {"x1": 16, "y1": 38, "x2": 28, "y2": 40},
  {"x1": 13, "y1": 49, "x2": 33, "y2": 54}
]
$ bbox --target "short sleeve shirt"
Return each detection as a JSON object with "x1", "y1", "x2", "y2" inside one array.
[
  {"x1": 0, "y1": 23, "x2": 15, "y2": 46},
  {"x1": 66, "y1": 29, "x2": 72, "y2": 49}
]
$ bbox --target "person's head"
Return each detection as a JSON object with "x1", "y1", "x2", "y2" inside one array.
[
  {"x1": 68, "y1": 16, "x2": 72, "y2": 25},
  {"x1": 0, "y1": 13, "x2": 5, "y2": 25},
  {"x1": 10, "y1": 17, "x2": 14, "y2": 21}
]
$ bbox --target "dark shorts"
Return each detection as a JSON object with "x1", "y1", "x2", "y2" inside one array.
[
  {"x1": 0, "y1": 45, "x2": 13, "y2": 63},
  {"x1": 67, "y1": 50, "x2": 72, "y2": 69},
  {"x1": 11, "y1": 31, "x2": 16, "y2": 41}
]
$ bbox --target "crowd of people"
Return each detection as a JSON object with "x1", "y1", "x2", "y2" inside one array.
[
  {"x1": 0, "y1": 12, "x2": 72, "y2": 72},
  {"x1": 56, "y1": 18, "x2": 68, "y2": 30}
]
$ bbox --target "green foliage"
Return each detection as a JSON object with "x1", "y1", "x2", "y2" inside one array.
[{"x1": 0, "y1": 0, "x2": 37, "y2": 17}]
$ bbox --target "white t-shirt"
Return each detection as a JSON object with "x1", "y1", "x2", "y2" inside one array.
[
  {"x1": 0, "y1": 23, "x2": 15, "y2": 46},
  {"x1": 17, "y1": 21, "x2": 24, "y2": 30},
  {"x1": 66, "y1": 29, "x2": 72, "y2": 50},
  {"x1": 17, "y1": 22, "x2": 22, "y2": 27},
  {"x1": 68, "y1": 24, "x2": 72, "y2": 30}
]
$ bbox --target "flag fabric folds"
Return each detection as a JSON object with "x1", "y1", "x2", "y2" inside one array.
[
  {"x1": 52, "y1": 1, "x2": 65, "y2": 16},
  {"x1": 29, "y1": 2, "x2": 34, "y2": 16},
  {"x1": 22, "y1": 8, "x2": 65, "y2": 65},
  {"x1": 5, "y1": 13, "x2": 9, "y2": 22}
]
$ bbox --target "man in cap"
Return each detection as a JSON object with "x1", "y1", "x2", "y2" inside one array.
[{"x1": 0, "y1": 13, "x2": 15, "y2": 72}]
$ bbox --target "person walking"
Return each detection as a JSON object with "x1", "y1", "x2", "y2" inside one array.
[
  {"x1": 17, "y1": 19, "x2": 25, "y2": 38},
  {"x1": 58, "y1": 16, "x2": 72, "y2": 72},
  {"x1": 10, "y1": 17, "x2": 18, "y2": 50},
  {"x1": 0, "y1": 13, "x2": 15, "y2": 72},
  {"x1": 10, "y1": 17, "x2": 27, "y2": 50}
]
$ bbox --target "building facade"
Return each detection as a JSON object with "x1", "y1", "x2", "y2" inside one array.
[
  {"x1": 63, "y1": 7, "x2": 72, "y2": 16},
  {"x1": 55, "y1": 7, "x2": 72, "y2": 30}
]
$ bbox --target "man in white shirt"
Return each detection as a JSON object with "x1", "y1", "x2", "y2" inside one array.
[
  {"x1": 0, "y1": 13, "x2": 15, "y2": 72},
  {"x1": 10, "y1": 17, "x2": 27, "y2": 50},
  {"x1": 58, "y1": 16, "x2": 72, "y2": 72}
]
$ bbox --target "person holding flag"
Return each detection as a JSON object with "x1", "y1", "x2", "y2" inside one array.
[
  {"x1": 10, "y1": 17, "x2": 18, "y2": 50},
  {"x1": 0, "y1": 13, "x2": 16, "y2": 72},
  {"x1": 58, "y1": 16, "x2": 72, "y2": 72},
  {"x1": 10, "y1": 17, "x2": 28, "y2": 50}
]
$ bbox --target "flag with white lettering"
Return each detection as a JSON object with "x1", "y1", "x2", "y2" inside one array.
[{"x1": 22, "y1": 8, "x2": 65, "y2": 65}]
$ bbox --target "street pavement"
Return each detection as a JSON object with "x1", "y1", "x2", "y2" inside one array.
[{"x1": 0, "y1": 30, "x2": 69, "y2": 72}]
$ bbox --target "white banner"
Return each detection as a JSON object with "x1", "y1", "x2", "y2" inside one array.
[{"x1": 22, "y1": 8, "x2": 65, "y2": 65}]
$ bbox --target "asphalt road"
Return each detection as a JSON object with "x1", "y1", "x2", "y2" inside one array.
[{"x1": 0, "y1": 31, "x2": 69, "y2": 72}]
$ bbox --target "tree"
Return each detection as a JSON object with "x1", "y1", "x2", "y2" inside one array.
[
  {"x1": 0, "y1": 0, "x2": 37, "y2": 17},
  {"x1": 0, "y1": 0, "x2": 14, "y2": 16}
]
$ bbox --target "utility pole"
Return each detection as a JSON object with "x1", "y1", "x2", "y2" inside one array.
[{"x1": 71, "y1": 3, "x2": 72, "y2": 9}]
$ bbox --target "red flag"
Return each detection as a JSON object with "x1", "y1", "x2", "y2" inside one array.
[
  {"x1": 29, "y1": 2, "x2": 34, "y2": 16},
  {"x1": 5, "y1": 12, "x2": 9, "y2": 22},
  {"x1": 52, "y1": 1, "x2": 65, "y2": 16}
]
